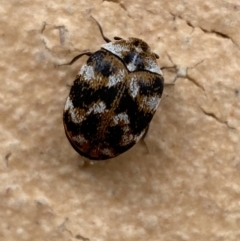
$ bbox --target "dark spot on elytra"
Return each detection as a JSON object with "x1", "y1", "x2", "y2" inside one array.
[
  {"x1": 123, "y1": 52, "x2": 135, "y2": 64},
  {"x1": 138, "y1": 75, "x2": 164, "y2": 96},
  {"x1": 105, "y1": 125, "x2": 124, "y2": 146},
  {"x1": 114, "y1": 142, "x2": 136, "y2": 155},
  {"x1": 123, "y1": 52, "x2": 145, "y2": 71},
  {"x1": 132, "y1": 39, "x2": 140, "y2": 47},
  {"x1": 63, "y1": 110, "x2": 81, "y2": 133},
  {"x1": 87, "y1": 50, "x2": 117, "y2": 77},
  {"x1": 132, "y1": 39, "x2": 149, "y2": 52},
  {"x1": 80, "y1": 113, "x2": 101, "y2": 141},
  {"x1": 87, "y1": 50, "x2": 105, "y2": 64},
  {"x1": 70, "y1": 79, "x2": 121, "y2": 110},
  {"x1": 140, "y1": 41, "x2": 149, "y2": 52},
  {"x1": 116, "y1": 89, "x2": 152, "y2": 134}
]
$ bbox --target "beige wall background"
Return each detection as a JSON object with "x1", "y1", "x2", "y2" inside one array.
[{"x1": 1, "y1": 0, "x2": 240, "y2": 240}]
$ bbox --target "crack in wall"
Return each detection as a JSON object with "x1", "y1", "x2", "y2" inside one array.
[
  {"x1": 40, "y1": 24, "x2": 55, "y2": 53},
  {"x1": 40, "y1": 22, "x2": 68, "y2": 49},
  {"x1": 169, "y1": 12, "x2": 240, "y2": 50},
  {"x1": 162, "y1": 53, "x2": 205, "y2": 91},
  {"x1": 167, "y1": 12, "x2": 238, "y2": 131},
  {"x1": 58, "y1": 218, "x2": 73, "y2": 237},
  {"x1": 4, "y1": 152, "x2": 11, "y2": 168},
  {"x1": 58, "y1": 218, "x2": 90, "y2": 240},
  {"x1": 102, "y1": 0, "x2": 132, "y2": 18},
  {"x1": 75, "y1": 234, "x2": 90, "y2": 241},
  {"x1": 200, "y1": 106, "x2": 236, "y2": 130},
  {"x1": 55, "y1": 26, "x2": 68, "y2": 46}
]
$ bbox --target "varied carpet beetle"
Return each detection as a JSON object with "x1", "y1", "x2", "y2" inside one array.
[{"x1": 63, "y1": 17, "x2": 164, "y2": 160}]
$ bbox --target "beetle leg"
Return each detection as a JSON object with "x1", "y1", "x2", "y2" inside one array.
[
  {"x1": 59, "y1": 51, "x2": 93, "y2": 66},
  {"x1": 154, "y1": 53, "x2": 159, "y2": 59},
  {"x1": 140, "y1": 126, "x2": 150, "y2": 154}
]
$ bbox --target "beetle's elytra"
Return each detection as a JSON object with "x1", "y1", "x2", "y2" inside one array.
[{"x1": 63, "y1": 17, "x2": 164, "y2": 160}]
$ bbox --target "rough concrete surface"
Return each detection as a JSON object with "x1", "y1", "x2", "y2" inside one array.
[{"x1": 1, "y1": 0, "x2": 240, "y2": 240}]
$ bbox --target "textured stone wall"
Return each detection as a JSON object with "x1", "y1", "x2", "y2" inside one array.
[{"x1": 1, "y1": 0, "x2": 240, "y2": 240}]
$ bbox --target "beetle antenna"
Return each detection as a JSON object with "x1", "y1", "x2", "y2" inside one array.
[{"x1": 90, "y1": 16, "x2": 111, "y2": 43}]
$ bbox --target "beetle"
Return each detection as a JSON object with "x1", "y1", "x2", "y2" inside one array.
[{"x1": 63, "y1": 17, "x2": 164, "y2": 160}]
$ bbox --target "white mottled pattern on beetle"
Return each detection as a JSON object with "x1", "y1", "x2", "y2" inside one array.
[
  {"x1": 121, "y1": 133, "x2": 134, "y2": 145},
  {"x1": 87, "y1": 101, "x2": 107, "y2": 114},
  {"x1": 129, "y1": 76, "x2": 139, "y2": 98},
  {"x1": 80, "y1": 52, "x2": 128, "y2": 89},
  {"x1": 112, "y1": 112, "x2": 130, "y2": 125},
  {"x1": 72, "y1": 134, "x2": 88, "y2": 145},
  {"x1": 126, "y1": 60, "x2": 141, "y2": 72},
  {"x1": 79, "y1": 65, "x2": 95, "y2": 81},
  {"x1": 102, "y1": 42, "x2": 129, "y2": 58},
  {"x1": 135, "y1": 47, "x2": 143, "y2": 53},
  {"x1": 141, "y1": 95, "x2": 161, "y2": 112},
  {"x1": 65, "y1": 97, "x2": 85, "y2": 123},
  {"x1": 120, "y1": 129, "x2": 145, "y2": 145},
  {"x1": 64, "y1": 96, "x2": 73, "y2": 112},
  {"x1": 102, "y1": 38, "x2": 146, "y2": 57},
  {"x1": 122, "y1": 125, "x2": 130, "y2": 133},
  {"x1": 145, "y1": 58, "x2": 162, "y2": 75},
  {"x1": 101, "y1": 148, "x2": 114, "y2": 156},
  {"x1": 107, "y1": 69, "x2": 125, "y2": 87}
]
